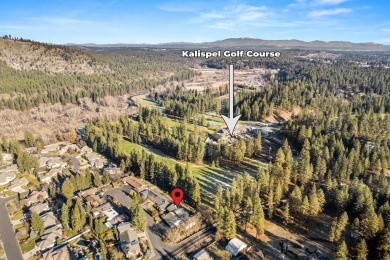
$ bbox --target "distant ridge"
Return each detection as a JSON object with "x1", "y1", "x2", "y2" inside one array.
[{"x1": 67, "y1": 37, "x2": 390, "y2": 51}]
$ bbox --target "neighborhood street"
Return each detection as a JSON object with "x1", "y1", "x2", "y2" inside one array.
[{"x1": 0, "y1": 195, "x2": 24, "y2": 260}]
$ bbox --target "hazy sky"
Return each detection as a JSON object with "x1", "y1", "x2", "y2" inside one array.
[{"x1": 0, "y1": 0, "x2": 389, "y2": 44}]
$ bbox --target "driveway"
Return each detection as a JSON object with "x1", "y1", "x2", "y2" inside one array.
[{"x1": 0, "y1": 196, "x2": 24, "y2": 260}]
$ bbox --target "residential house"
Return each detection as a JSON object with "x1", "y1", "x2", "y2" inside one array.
[
  {"x1": 37, "y1": 211, "x2": 62, "y2": 252},
  {"x1": 104, "y1": 163, "x2": 121, "y2": 175},
  {"x1": 1, "y1": 153, "x2": 13, "y2": 162},
  {"x1": 80, "y1": 146, "x2": 93, "y2": 155},
  {"x1": 46, "y1": 158, "x2": 67, "y2": 169},
  {"x1": 21, "y1": 190, "x2": 48, "y2": 206},
  {"x1": 226, "y1": 238, "x2": 247, "y2": 256},
  {"x1": 30, "y1": 202, "x2": 50, "y2": 215},
  {"x1": 125, "y1": 176, "x2": 148, "y2": 193},
  {"x1": 92, "y1": 202, "x2": 119, "y2": 221},
  {"x1": 39, "y1": 157, "x2": 51, "y2": 167},
  {"x1": 41, "y1": 143, "x2": 63, "y2": 155},
  {"x1": 42, "y1": 212, "x2": 58, "y2": 229},
  {"x1": 85, "y1": 194, "x2": 105, "y2": 208},
  {"x1": 141, "y1": 189, "x2": 170, "y2": 211},
  {"x1": 0, "y1": 172, "x2": 16, "y2": 185},
  {"x1": 59, "y1": 144, "x2": 79, "y2": 155},
  {"x1": 39, "y1": 168, "x2": 62, "y2": 184},
  {"x1": 85, "y1": 153, "x2": 101, "y2": 164},
  {"x1": 162, "y1": 212, "x2": 181, "y2": 228},
  {"x1": 121, "y1": 184, "x2": 133, "y2": 196},
  {"x1": 8, "y1": 177, "x2": 29, "y2": 193},
  {"x1": 0, "y1": 164, "x2": 19, "y2": 174},
  {"x1": 93, "y1": 159, "x2": 105, "y2": 169},
  {"x1": 109, "y1": 214, "x2": 128, "y2": 226},
  {"x1": 174, "y1": 208, "x2": 189, "y2": 222},
  {"x1": 41, "y1": 245, "x2": 74, "y2": 260},
  {"x1": 37, "y1": 226, "x2": 63, "y2": 252},
  {"x1": 78, "y1": 187, "x2": 99, "y2": 200},
  {"x1": 117, "y1": 222, "x2": 142, "y2": 260},
  {"x1": 193, "y1": 249, "x2": 212, "y2": 260},
  {"x1": 25, "y1": 147, "x2": 38, "y2": 154}
]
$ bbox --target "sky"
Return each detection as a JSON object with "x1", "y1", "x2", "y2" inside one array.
[{"x1": 0, "y1": 0, "x2": 389, "y2": 44}]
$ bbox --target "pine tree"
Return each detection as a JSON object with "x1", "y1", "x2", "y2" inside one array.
[
  {"x1": 102, "y1": 171, "x2": 110, "y2": 185},
  {"x1": 71, "y1": 202, "x2": 81, "y2": 231},
  {"x1": 283, "y1": 203, "x2": 290, "y2": 224},
  {"x1": 254, "y1": 132, "x2": 262, "y2": 155},
  {"x1": 61, "y1": 203, "x2": 70, "y2": 230},
  {"x1": 268, "y1": 187, "x2": 274, "y2": 219},
  {"x1": 191, "y1": 179, "x2": 201, "y2": 208},
  {"x1": 93, "y1": 172, "x2": 103, "y2": 187},
  {"x1": 309, "y1": 185, "x2": 320, "y2": 217},
  {"x1": 298, "y1": 139, "x2": 313, "y2": 186},
  {"x1": 378, "y1": 228, "x2": 390, "y2": 256},
  {"x1": 274, "y1": 181, "x2": 283, "y2": 204},
  {"x1": 224, "y1": 210, "x2": 236, "y2": 240},
  {"x1": 61, "y1": 178, "x2": 76, "y2": 201},
  {"x1": 243, "y1": 197, "x2": 253, "y2": 230},
  {"x1": 301, "y1": 196, "x2": 309, "y2": 216},
  {"x1": 31, "y1": 212, "x2": 44, "y2": 236},
  {"x1": 335, "y1": 241, "x2": 349, "y2": 260},
  {"x1": 132, "y1": 204, "x2": 147, "y2": 231},
  {"x1": 329, "y1": 212, "x2": 349, "y2": 243},
  {"x1": 356, "y1": 239, "x2": 368, "y2": 260},
  {"x1": 253, "y1": 196, "x2": 265, "y2": 237},
  {"x1": 100, "y1": 239, "x2": 107, "y2": 260}
]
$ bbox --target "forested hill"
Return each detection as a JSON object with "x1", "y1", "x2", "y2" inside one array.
[
  {"x1": 0, "y1": 37, "x2": 196, "y2": 111},
  {"x1": 0, "y1": 37, "x2": 110, "y2": 74}
]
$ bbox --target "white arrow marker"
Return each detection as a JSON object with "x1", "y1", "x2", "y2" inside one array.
[{"x1": 221, "y1": 64, "x2": 241, "y2": 136}]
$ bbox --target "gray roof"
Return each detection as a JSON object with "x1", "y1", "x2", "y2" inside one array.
[{"x1": 226, "y1": 238, "x2": 247, "y2": 256}]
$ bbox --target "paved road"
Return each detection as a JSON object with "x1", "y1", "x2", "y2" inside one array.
[
  {"x1": 63, "y1": 155, "x2": 80, "y2": 174},
  {"x1": 0, "y1": 196, "x2": 24, "y2": 260}
]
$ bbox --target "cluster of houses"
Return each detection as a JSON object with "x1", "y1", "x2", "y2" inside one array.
[
  {"x1": 122, "y1": 176, "x2": 191, "y2": 229},
  {"x1": 205, "y1": 123, "x2": 280, "y2": 145},
  {"x1": 0, "y1": 161, "x2": 30, "y2": 193},
  {"x1": 19, "y1": 189, "x2": 64, "y2": 253}
]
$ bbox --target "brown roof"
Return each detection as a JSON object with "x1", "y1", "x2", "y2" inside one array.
[
  {"x1": 125, "y1": 176, "x2": 148, "y2": 192},
  {"x1": 78, "y1": 187, "x2": 99, "y2": 199},
  {"x1": 85, "y1": 194, "x2": 104, "y2": 207}
]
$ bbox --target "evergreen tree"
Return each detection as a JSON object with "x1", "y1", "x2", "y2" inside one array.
[
  {"x1": 31, "y1": 212, "x2": 44, "y2": 236},
  {"x1": 102, "y1": 171, "x2": 110, "y2": 185},
  {"x1": 61, "y1": 178, "x2": 76, "y2": 201},
  {"x1": 356, "y1": 239, "x2": 368, "y2": 260},
  {"x1": 283, "y1": 203, "x2": 290, "y2": 224},
  {"x1": 253, "y1": 196, "x2": 265, "y2": 237},
  {"x1": 100, "y1": 239, "x2": 107, "y2": 260},
  {"x1": 329, "y1": 212, "x2": 349, "y2": 243},
  {"x1": 378, "y1": 228, "x2": 390, "y2": 256},
  {"x1": 224, "y1": 210, "x2": 236, "y2": 240},
  {"x1": 335, "y1": 241, "x2": 349, "y2": 260},
  {"x1": 61, "y1": 203, "x2": 70, "y2": 230},
  {"x1": 243, "y1": 197, "x2": 253, "y2": 230},
  {"x1": 93, "y1": 172, "x2": 103, "y2": 187},
  {"x1": 298, "y1": 139, "x2": 313, "y2": 186}
]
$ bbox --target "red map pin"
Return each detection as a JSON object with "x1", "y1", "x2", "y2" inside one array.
[{"x1": 171, "y1": 187, "x2": 184, "y2": 206}]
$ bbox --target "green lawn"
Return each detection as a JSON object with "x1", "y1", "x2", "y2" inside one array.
[
  {"x1": 20, "y1": 238, "x2": 36, "y2": 253},
  {"x1": 1, "y1": 190, "x2": 17, "y2": 197},
  {"x1": 11, "y1": 210, "x2": 23, "y2": 221}
]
